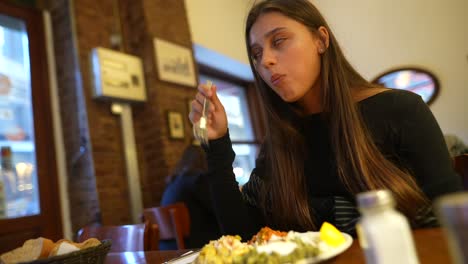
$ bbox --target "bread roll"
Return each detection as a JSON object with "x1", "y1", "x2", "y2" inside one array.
[
  {"x1": 0, "y1": 237, "x2": 102, "y2": 263},
  {"x1": 48, "y1": 238, "x2": 101, "y2": 257},
  {"x1": 52, "y1": 239, "x2": 78, "y2": 248},
  {"x1": 0, "y1": 237, "x2": 54, "y2": 264},
  {"x1": 48, "y1": 241, "x2": 80, "y2": 257},
  {"x1": 78, "y1": 238, "x2": 101, "y2": 249}
]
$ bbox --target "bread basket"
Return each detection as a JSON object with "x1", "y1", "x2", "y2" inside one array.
[{"x1": 21, "y1": 240, "x2": 112, "y2": 264}]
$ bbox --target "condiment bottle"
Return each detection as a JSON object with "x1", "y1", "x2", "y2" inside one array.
[{"x1": 356, "y1": 190, "x2": 419, "y2": 264}]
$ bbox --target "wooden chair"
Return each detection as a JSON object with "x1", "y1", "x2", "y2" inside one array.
[
  {"x1": 454, "y1": 154, "x2": 468, "y2": 189},
  {"x1": 76, "y1": 222, "x2": 158, "y2": 252},
  {"x1": 141, "y1": 202, "x2": 190, "y2": 250}
]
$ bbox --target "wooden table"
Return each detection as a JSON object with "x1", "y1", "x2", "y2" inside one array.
[
  {"x1": 330, "y1": 228, "x2": 451, "y2": 264},
  {"x1": 105, "y1": 228, "x2": 451, "y2": 264}
]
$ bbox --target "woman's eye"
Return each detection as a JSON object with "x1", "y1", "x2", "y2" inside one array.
[
  {"x1": 273, "y1": 38, "x2": 286, "y2": 47},
  {"x1": 252, "y1": 50, "x2": 262, "y2": 60}
]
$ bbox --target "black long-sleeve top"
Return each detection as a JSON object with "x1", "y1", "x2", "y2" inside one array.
[{"x1": 206, "y1": 89, "x2": 462, "y2": 241}]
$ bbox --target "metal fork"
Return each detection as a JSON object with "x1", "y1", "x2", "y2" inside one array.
[{"x1": 193, "y1": 80, "x2": 212, "y2": 146}]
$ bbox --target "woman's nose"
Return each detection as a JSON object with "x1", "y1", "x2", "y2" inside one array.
[{"x1": 260, "y1": 48, "x2": 276, "y2": 68}]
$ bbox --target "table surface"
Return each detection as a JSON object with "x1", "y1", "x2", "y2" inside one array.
[{"x1": 104, "y1": 228, "x2": 451, "y2": 264}]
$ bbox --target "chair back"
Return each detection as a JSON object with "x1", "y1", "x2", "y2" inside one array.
[
  {"x1": 76, "y1": 222, "x2": 158, "y2": 252},
  {"x1": 142, "y1": 202, "x2": 190, "y2": 249},
  {"x1": 455, "y1": 154, "x2": 468, "y2": 189}
]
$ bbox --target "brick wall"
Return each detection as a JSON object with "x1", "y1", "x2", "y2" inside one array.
[
  {"x1": 123, "y1": 0, "x2": 198, "y2": 208},
  {"x1": 73, "y1": 0, "x2": 133, "y2": 226},
  {"x1": 49, "y1": 0, "x2": 101, "y2": 234},
  {"x1": 50, "y1": 0, "x2": 197, "y2": 233}
]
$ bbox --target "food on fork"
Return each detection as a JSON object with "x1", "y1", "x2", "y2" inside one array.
[{"x1": 193, "y1": 80, "x2": 213, "y2": 146}]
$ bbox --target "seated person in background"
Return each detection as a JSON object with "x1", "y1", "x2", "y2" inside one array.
[
  {"x1": 161, "y1": 144, "x2": 221, "y2": 249},
  {"x1": 444, "y1": 134, "x2": 468, "y2": 157},
  {"x1": 188, "y1": 0, "x2": 462, "y2": 240}
]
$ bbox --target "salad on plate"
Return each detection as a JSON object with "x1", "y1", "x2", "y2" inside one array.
[{"x1": 194, "y1": 222, "x2": 353, "y2": 264}]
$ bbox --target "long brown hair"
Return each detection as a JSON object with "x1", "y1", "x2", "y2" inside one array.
[
  {"x1": 245, "y1": 0, "x2": 429, "y2": 231},
  {"x1": 166, "y1": 145, "x2": 207, "y2": 184}
]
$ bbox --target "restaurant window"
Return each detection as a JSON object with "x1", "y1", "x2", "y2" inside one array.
[
  {"x1": 199, "y1": 73, "x2": 260, "y2": 186},
  {"x1": 0, "y1": 14, "x2": 40, "y2": 218}
]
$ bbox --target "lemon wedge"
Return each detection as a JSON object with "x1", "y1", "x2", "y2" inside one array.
[{"x1": 319, "y1": 222, "x2": 346, "y2": 247}]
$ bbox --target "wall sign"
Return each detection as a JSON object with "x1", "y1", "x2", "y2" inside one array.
[{"x1": 90, "y1": 47, "x2": 147, "y2": 102}]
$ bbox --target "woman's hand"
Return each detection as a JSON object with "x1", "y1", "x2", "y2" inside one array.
[{"x1": 189, "y1": 82, "x2": 228, "y2": 140}]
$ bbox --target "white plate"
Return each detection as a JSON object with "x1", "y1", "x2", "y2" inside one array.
[
  {"x1": 297, "y1": 232, "x2": 353, "y2": 263},
  {"x1": 167, "y1": 232, "x2": 353, "y2": 264}
]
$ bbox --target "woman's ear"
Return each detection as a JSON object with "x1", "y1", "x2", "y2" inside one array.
[{"x1": 317, "y1": 26, "x2": 330, "y2": 52}]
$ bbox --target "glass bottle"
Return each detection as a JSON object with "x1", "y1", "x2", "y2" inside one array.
[
  {"x1": 356, "y1": 190, "x2": 419, "y2": 264},
  {"x1": 435, "y1": 192, "x2": 468, "y2": 264},
  {"x1": 0, "y1": 161, "x2": 5, "y2": 218},
  {"x1": 1, "y1": 146, "x2": 17, "y2": 217}
]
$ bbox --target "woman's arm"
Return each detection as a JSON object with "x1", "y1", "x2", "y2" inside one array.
[
  {"x1": 397, "y1": 93, "x2": 462, "y2": 200},
  {"x1": 205, "y1": 132, "x2": 265, "y2": 240}
]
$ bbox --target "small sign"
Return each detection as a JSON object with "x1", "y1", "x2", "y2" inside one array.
[{"x1": 90, "y1": 47, "x2": 147, "y2": 102}]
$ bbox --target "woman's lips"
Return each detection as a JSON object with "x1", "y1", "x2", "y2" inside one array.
[{"x1": 271, "y1": 74, "x2": 284, "y2": 85}]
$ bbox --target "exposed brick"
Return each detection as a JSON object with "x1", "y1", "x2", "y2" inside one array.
[{"x1": 49, "y1": 0, "x2": 198, "y2": 234}]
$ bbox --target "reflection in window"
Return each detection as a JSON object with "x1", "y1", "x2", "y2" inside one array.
[
  {"x1": 0, "y1": 15, "x2": 40, "y2": 219},
  {"x1": 199, "y1": 74, "x2": 257, "y2": 185},
  {"x1": 373, "y1": 68, "x2": 439, "y2": 104}
]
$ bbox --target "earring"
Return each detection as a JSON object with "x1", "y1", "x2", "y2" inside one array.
[{"x1": 319, "y1": 39, "x2": 326, "y2": 54}]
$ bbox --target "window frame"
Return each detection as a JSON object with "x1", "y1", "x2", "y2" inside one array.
[
  {"x1": 198, "y1": 64, "x2": 265, "y2": 143},
  {"x1": 198, "y1": 64, "x2": 265, "y2": 183}
]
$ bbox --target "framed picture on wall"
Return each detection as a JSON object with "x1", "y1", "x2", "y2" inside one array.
[
  {"x1": 167, "y1": 111, "x2": 185, "y2": 139},
  {"x1": 153, "y1": 38, "x2": 197, "y2": 87}
]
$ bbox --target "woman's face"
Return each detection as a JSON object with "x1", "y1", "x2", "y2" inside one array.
[{"x1": 249, "y1": 12, "x2": 323, "y2": 104}]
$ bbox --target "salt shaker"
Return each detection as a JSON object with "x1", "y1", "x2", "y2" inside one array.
[{"x1": 356, "y1": 190, "x2": 419, "y2": 264}]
